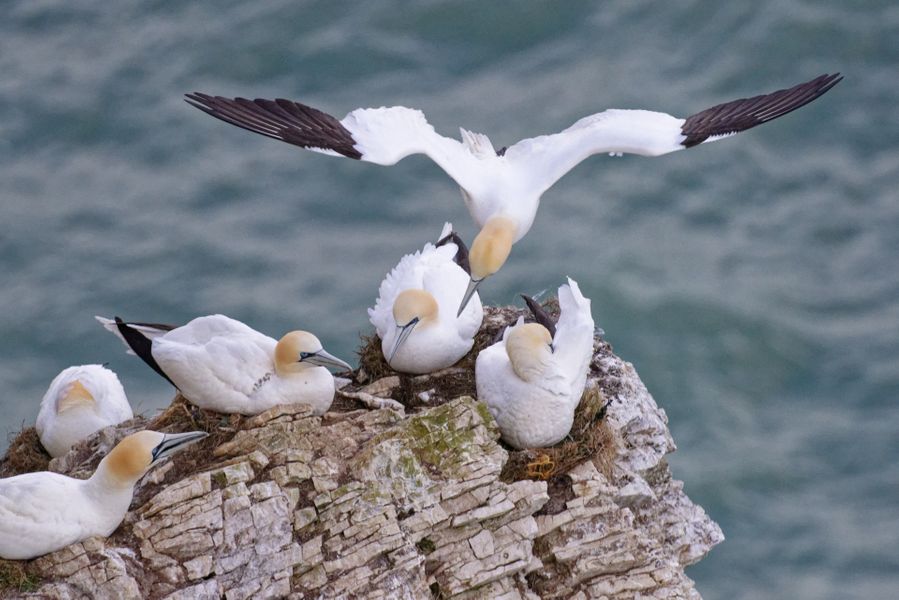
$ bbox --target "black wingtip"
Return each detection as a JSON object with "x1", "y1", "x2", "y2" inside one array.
[
  {"x1": 184, "y1": 91, "x2": 363, "y2": 159},
  {"x1": 114, "y1": 317, "x2": 178, "y2": 388},
  {"x1": 521, "y1": 295, "x2": 557, "y2": 338},
  {"x1": 681, "y1": 72, "x2": 843, "y2": 148},
  {"x1": 436, "y1": 231, "x2": 471, "y2": 275}
]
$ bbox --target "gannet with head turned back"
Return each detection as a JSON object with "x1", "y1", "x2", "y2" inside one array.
[
  {"x1": 95, "y1": 314, "x2": 352, "y2": 415},
  {"x1": 476, "y1": 278, "x2": 595, "y2": 449},
  {"x1": 369, "y1": 222, "x2": 483, "y2": 374},
  {"x1": 0, "y1": 429, "x2": 206, "y2": 560},
  {"x1": 186, "y1": 73, "x2": 842, "y2": 313},
  {"x1": 36, "y1": 364, "x2": 133, "y2": 458}
]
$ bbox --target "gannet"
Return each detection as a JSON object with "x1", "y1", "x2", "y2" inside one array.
[
  {"x1": 186, "y1": 73, "x2": 842, "y2": 313},
  {"x1": 0, "y1": 429, "x2": 206, "y2": 560},
  {"x1": 95, "y1": 314, "x2": 352, "y2": 415},
  {"x1": 476, "y1": 278, "x2": 595, "y2": 449},
  {"x1": 35, "y1": 364, "x2": 133, "y2": 458},
  {"x1": 369, "y1": 222, "x2": 483, "y2": 374}
]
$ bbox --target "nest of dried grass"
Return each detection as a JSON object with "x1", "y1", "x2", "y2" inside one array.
[
  {"x1": 499, "y1": 385, "x2": 617, "y2": 484},
  {"x1": 0, "y1": 427, "x2": 50, "y2": 478},
  {"x1": 143, "y1": 394, "x2": 244, "y2": 486},
  {"x1": 355, "y1": 332, "x2": 393, "y2": 384}
]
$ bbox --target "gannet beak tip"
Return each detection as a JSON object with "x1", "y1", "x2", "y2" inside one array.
[
  {"x1": 304, "y1": 349, "x2": 353, "y2": 372},
  {"x1": 457, "y1": 277, "x2": 482, "y2": 317}
]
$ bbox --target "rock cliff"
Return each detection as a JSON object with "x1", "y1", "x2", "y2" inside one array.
[{"x1": 0, "y1": 305, "x2": 722, "y2": 599}]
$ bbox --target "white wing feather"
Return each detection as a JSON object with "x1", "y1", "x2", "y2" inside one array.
[
  {"x1": 342, "y1": 107, "x2": 487, "y2": 195},
  {"x1": 505, "y1": 109, "x2": 686, "y2": 194},
  {"x1": 151, "y1": 315, "x2": 276, "y2": 411},
  {"x1": 552, "y1": 278, "x2": 595, "y2": 388}
]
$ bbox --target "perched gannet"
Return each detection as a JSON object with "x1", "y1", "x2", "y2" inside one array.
[
  {"x1": 369, "y1": 222, "x2": 483, "y2": 374},
  {"x1": 186, "y1": 73, "x2": 842, "y2": 313},
  {"x1": 95, "y1": 314, "x2": 352, "y2": 415},
  {"x1": 0, "y1": 429, "x2": 206, "y2": 560},
  {"x1": 476, "y1": 278, "x2": 595, "y2": 449},
  {"x1": 35, "y1": 364, "x2": 133, "y2": 458}
]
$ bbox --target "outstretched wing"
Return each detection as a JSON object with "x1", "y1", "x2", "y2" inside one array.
[
  {"x1": 504, "y1": 73, "x2": 842, "y2": 194},
  {"x1": 185, "y1": 94, "x2": 485, "y2": 195}
]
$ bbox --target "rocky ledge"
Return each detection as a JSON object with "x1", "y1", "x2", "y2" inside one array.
[{"x1": 0, "y1": 306, "x2": 722, "y2": 599}]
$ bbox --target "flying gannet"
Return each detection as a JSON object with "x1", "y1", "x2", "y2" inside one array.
[
  {"x1": 369, "y1": 222, "x2": 483, "y2": 374},
  {"x1": 476, "y1": 278, "x2": 594, "y2": 449},
  {"x1": 96, "y1": 314, "x2": 352, "y2": 415},
  {"x1": 35, "y1": 364, "x2": 133, "y2": 458},
  {"x1": 0, "y1": 429, "x2": 206, "y2": 560},
  {"x1": 185, "y1": 73, "x2": 842, "y2": 314}
]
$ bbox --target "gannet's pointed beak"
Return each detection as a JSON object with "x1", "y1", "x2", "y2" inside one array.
[
  {"x1": 301, "y1": 348, "x2": 353, "y2": 372},
  {"x1": 388, "y1": 318, "x2": 419, "y2": 364},
  {"x1": 151, "y1": 431, "x2": 207, "y2": 464},
  {"x1": 457, "y1": 277, "x2": 483, "y2": 317}
]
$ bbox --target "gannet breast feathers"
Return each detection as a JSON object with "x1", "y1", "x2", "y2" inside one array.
[{"x1": 369, "y1": 223, "x2": 484, "y2": 374}]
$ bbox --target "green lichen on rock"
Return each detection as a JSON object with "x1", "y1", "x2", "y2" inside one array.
[
  {"x1": 0, "y1": 560, "x2": 40, "y2": 593},
  {"x1": 360, "y1": 397, "x2": 498, "y2": 481}
]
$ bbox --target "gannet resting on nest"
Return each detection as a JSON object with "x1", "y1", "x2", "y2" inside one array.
[
  {"x1": 35, "y1": 364, "x2": 133, "y2": 458},
  {"x1": 186, "y1": 73, "x2": 842, "y2": 314},
  {"x1": 0, "y1": 430, "x2": 205, "y2": 560},
  {"x1": 369, "y1": 222, "x2": 483, "y2": 374},
  {"x1": 96, "y1": 315, "x2": 352, "y2": 415},
  {"x1": 476, "y1": 278, "x2": 595, "y2": 449}
]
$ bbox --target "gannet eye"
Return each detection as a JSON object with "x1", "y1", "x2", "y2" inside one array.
[{"x1": 299, "y1": 351, "x2": 312, "y2": 361}]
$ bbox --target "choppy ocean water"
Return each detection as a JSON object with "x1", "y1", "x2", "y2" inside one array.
[{"x1": 1, "y1": 1, "x2": 897, "y2": 597}]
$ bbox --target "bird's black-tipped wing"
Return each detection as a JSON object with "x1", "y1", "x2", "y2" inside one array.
[
  {"x1": 521, "y1": 295, "x2": 557, "y2": 338},
  {"x1": 185, "y1": 93, "x2": 362, "y2": 159},
  {"x1": 114, "y1": 317, "x2": 177, "y2": 388},
  {"x1": 680, "y1": 73, "x2": 842, "y2": 147}
]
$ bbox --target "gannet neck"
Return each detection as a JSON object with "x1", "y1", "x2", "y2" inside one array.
[
  {"x1": 56, "y1": 379, "x2": 96, "y2": 414},
  {"x1": 506, "y1": 323, "x2": 554, "y2": 382},
  {"x1": 90, "y1": 430, "x2": 207, "y2": 490},
  {"x1": 469, "y1": 216, "x2": 517, "y2": 280}
]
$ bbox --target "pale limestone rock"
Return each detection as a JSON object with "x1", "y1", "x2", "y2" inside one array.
[{"x1": 3, "y1": 306, "x2": 721, "y2": 599}]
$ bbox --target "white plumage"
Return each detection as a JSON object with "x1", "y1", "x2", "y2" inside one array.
[
  {"x1": 476, "y1": 278, "x2": 595, "y2": 449},
  {"x1": 96, "y1": 314, "x2": 351, "y2": 415},
  {"x1": 369, "y1": 223, "x2": 483, "y2": 374},
  {"x1": 35, "y1": 364, "x2": 133, "y2": 458},
  {"x1": 186, "y1": 74, "x2": 841, "y2": 312},
  {"x1": 0, "y1": 430, "x2": 205, "y2": 560}
]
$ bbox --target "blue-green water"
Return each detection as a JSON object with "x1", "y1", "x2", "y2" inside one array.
[{"x1": 1, "y1": 1, "x2": 897, "y2": 597}]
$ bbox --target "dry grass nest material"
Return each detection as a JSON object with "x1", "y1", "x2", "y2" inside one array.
[
  {"x1": 0, "y1": 427, "x2": 50, "y2": 478},
  {"x1": 499, "y1": 385, "x2": 617, "y2": 485}
]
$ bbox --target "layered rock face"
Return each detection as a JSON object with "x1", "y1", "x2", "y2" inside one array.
[{"x1": 2, "y1": 307, "x2": 722, "y2": 599}]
